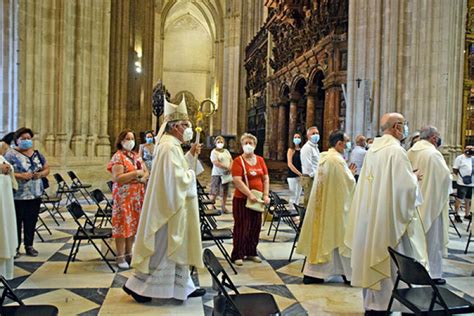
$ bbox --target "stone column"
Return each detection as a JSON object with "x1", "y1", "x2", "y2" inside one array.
[
  {"x1": 346, "y1": 0, "x2": 466, "y2": 162},
  {"x1": 0, "y1": 0, "x2": 19, "y2": 136},
  {"x1": 288, "y1": 91, "x2": 299, "y2": 145},
  {"x1": 276, "y1": 102, "x2": 287, "y2": 160},
  {"x1": 306, "y1": 85, "x2": 317, "y2": 130}
]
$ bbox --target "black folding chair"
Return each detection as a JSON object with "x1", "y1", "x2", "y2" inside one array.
[
  {"x1": 41, "y1": 191, "x2": 64, "y2": 224},
  {"x1": 67, "y1": 170, "x2": 93, "y2": 204},
  {"x1": 387, "y1": 247, "x2": 474, "y2": 315},
  {"x1": 90, "y1": 189, "x2": 113, "y2": 228},
  {"x1": 448, "y1": 194, "x2": 462, "y2": 238},
  {"x1": 267, "y1": 191, "x2": 299, "y2": 242},
  {"x1": 53, "y1": 173, "x2": 80, "y2": 207},
  {"x1": 64, "y1": 202, "x2": 116, "y2": 273},
  {"x1": 288, "y1": 204, "x2": 306, "y2": 262},
  {"x1": 0, "y1": 275, "x2": 59, "y2": 315},
  {"x1": 203, "y1": 249, "x2": 280, "y2": 316},
  {"x1": 199, "y1": 201, "x2": 237, "y2": 274},
  {"x1": 35, "y1": 206, "x2": 53, "y2": 242}
]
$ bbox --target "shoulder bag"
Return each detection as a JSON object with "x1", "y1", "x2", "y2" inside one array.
[{"x1": 240, "y1": 156, "x2": 265, "y2": 212}]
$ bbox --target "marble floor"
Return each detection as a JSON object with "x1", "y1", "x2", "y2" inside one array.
[{"x1": 3, "y1": 175, "x2": 474, "y2": 315}]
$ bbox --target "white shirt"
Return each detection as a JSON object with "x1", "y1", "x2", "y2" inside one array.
[
  {"x1": 300, "y1": 141, "x2": 320, "y2": 178},
  {"x1": 453, "y1": 154, "x2": 474, "y2": 187},
  {"x1": 349, "y1": 145, "x2": 367, "y2": 176},
  {"x1": 210, "y1": 149, "x2": 232, "y2": 176}
]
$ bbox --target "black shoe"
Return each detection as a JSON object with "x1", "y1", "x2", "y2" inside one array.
[
  {"x1": 341, "y1": 275, "x2": 351, "y2": 285},
  {"x1": 464, "y1": 214, "x2": 472, "y2": 221},
  {"x1": 303, "y1": 275, "x2": 324, "y2": 284},
  {"x1": 25, "y1": 246, "x2": 38, "y2": 257},
  {"x1": 123, "y1": 285, "x2": 152, "y2": 303},
  {"x1": 433, "y1": 278, "x2": 446, "y2": 285},
  {"x1": 455, "y1": 214, "x2": 463, "y2": 223},
  {"x1": 188, "y1": 288, "x2": 206, "y2": 298}
]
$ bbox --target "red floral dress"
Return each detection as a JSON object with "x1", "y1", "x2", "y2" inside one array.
[{"x1": 107, "y1": 150, "x2": 145, "y2": 238}]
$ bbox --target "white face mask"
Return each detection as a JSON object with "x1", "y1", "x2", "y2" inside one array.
[
  {"x1": 243, "y1": 144, "x2": 255, "y2": 154},
  {"x1": 122, "y1": 140, "x2": 135, "y2": 152},
  {"x1": 182, "y1": 127, "x2": 194, "y2": 142},
  {"x1": 216, "y1": 142, "x2": 224, "y2": 149}
]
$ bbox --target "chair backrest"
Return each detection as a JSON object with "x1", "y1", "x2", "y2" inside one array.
[
  {"x1": 90, "y1": 189, "x2": 105, "y2": 204},
  {"x1": 67, "y1": 202, "x2": 85, "y2": 221},
  {"x1": 388, "y1": 247, "x2": 433, "y2": 286},
  {"x1": 294, "y1": 204, "x2": 306, "y2": 230},
  {"x1": 67, "y1": 170, "x2": 77, "y2": 180},
  {"x1": 203, "y1": 249, "x2": 241, "y2": 314},
  {"x1": 106, "y1": 181, "x2": 113, "y2": 192},
  {"x1": 0, "y1": 275, "x2": 24, "y2": 306},
  {"x1": 53, "y1": 173, "x2": 65, "y2": 185}
]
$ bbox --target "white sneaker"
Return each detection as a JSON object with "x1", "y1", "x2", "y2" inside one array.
[
  {"x1": 248, "y1": 256, "x2": 262, "y2": 263},
  {"x1": 234, "y1": 259, "x2": 243, "y2": 266},
  {"x1": 117, "y1": 259, "x2": 130, "y2": 269}
]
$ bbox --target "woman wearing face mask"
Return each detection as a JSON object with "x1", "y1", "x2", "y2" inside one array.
[
  {"x1": 138, "y1": 131, "x2": 155, "y2": 172},
  {"x1": 209, "y1": 136, "x2": 233, "y2": 213},
  {"x1": 230, "y1": 133, "x2": 270, "y2": 266},
  {"x1": 287, "y1": 133, "x2": 303, "y2": 208},
  {"x1": 107, "y1": 129, "x2": 148, "y2": 269},
  {"x1": 4, "y1": 127, "x2": 50, "y2": 258}
]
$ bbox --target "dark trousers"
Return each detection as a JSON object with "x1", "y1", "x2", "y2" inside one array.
[
  {"x1": 14, "y1": 198, "x2": 41, "y2": 248},
  {"x1": 231, "y1": 197, "x2": 262, "y2": 261}
]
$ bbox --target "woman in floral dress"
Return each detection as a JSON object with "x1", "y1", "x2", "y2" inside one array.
[{"x1": 108, "y1": 130, "x2": 148, "y2": 269}]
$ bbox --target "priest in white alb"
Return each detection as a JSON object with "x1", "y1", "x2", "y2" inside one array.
[
  {"x1": 297, "y1": 130, "x2": 356, "y2": 284},
  {"x1": 0, "y1": 141, "x2": 18, "y2": 280},
  {"x1": 123, "y1": 97, "x2": 206, "y2": 302},
  {"x1": 407, "y1": 125, "x2": 451, "y2": 284},
  {"x1": 345, "y1": 113, "x2": 428, "y2": 315}
]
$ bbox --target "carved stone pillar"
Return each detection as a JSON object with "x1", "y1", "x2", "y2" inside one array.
[
  {"x1": 277, "y1": 102, "x2": 287, "y2": 161},
  {"x1": 323, "y1": 86, "x2": 341, "y2": 150},
  {"x1": 288, "y1": 91, "x2": 299, "y2": 145},
  {"x1": 306, "y1": 85, "x2": 317, "y2": 130}
]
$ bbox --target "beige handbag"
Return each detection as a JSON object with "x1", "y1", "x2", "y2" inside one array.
[{"x1": 240, "y1": 156, "x2": 265, "y2": 212}]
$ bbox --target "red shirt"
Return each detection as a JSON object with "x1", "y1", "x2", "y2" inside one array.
[{"x1": 231, "y1": 155, "x2": 268, "y2": 198}]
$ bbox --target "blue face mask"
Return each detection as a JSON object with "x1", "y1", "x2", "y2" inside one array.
[
  {"x1": 293, "y1": 138, "x2": 301, "y2": 146},
  {"x1": 18, "y1": 139, "x2": 33, "y2": 150},
  {"x1": 145, "y1": 137, "x2": 153, "y2": 144},
  {"x1": 310, "y1": 134, "x2": 320, "y2": 144},
  {"x1": 345, "y1": 142, "x2": 352, "y2": 151}
]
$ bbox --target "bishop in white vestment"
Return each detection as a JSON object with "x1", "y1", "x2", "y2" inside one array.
[
  {"x1": 407, "y1": 126, "x2": 451, "y2": 283},
  {"x1": 0, "y1": 142, "x2": 18, "y2": 280},
  {"x1": 124, "y1": 97, "x2": 205, "y2": 302},
  {"x1": 297, "y1": 130, "x2": 356, "y2": 284},
  {"x1": 345, "y1": 113, "x2": 428, "y2": 313}
]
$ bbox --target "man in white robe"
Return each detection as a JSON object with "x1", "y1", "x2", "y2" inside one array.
[
  {"x1": 297, "y1": 130, "x2": 356, "y2": 284},
  {"x1": 0, "y1": 141, "x2": 18, "y2": 279},
  {"x1": 123, "y1": 98, "x2": 205, "y2": 302},
  {"x1": 345, "y1": 113, "x2": 428, "y2": 315},
  {"x1": 407, "y1": 126, "x2": 451, "y2": 284}
]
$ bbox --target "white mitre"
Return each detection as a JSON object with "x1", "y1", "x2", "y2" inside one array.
[{"x1": 155, "y1": 96, "x2": 189, "y2": 143}]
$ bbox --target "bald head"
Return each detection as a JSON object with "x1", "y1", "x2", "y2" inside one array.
[
  {"x1": 355, "y1": 134, "x2": 366, "y2": 146},
  {"x1": 380, "y1": 112, "x2": 406, "y2": 140}
]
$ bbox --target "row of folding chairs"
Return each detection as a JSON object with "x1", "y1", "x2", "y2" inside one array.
[{"x1": 263, "y1": 191, "x2": 299, "y2": 242}]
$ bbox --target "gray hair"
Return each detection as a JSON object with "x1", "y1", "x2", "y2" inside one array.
[
  {"x1": 306, "y1": 126, "x2": 318, "y2": 134},
  {"x1": 419, "y1": 126, "x2": 439, "y2": 140},
  {"x1": 240, "y1": 133, "x2": 257, "y2": 145}
]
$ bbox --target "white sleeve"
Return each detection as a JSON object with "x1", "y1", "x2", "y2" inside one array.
[
  {"x1": 453, "y1": 156, "x2": 460, "y2": 169},
  {"x1": 210, "y1": 149, "x2": 217, "y2": 163},
  {"x1": 300, "y1": 145, "x2": 313, "y2": 177}
]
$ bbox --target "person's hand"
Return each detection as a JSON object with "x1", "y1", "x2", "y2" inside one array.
[
  {"x1": 136, "y1": 169, "x2": 145, "y2": 178},
  {"x1": 20, "y1": 172, "x2": 34, "y2": 181},
  {"x1": 32, "y1": 171, "x2": 42, "y2": 179},
  {"x1": 190, "y1": 143, "x2": 202, "y2": 156},
  {"x1": 248, "y1": 192, "x2": 258, "y2": 203},
  {"x1": 1, "y1": 163, "x2": 10, "y2": 175},
  {"x1": 263, "y1": 195, "x2": 270, "y2": 205},
  {"x1": 413, "y1": 169, "x2": 423, "y2": 181},
  {"x1": 349, "y1": 163, "x2": 357, "y2": 175}
]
